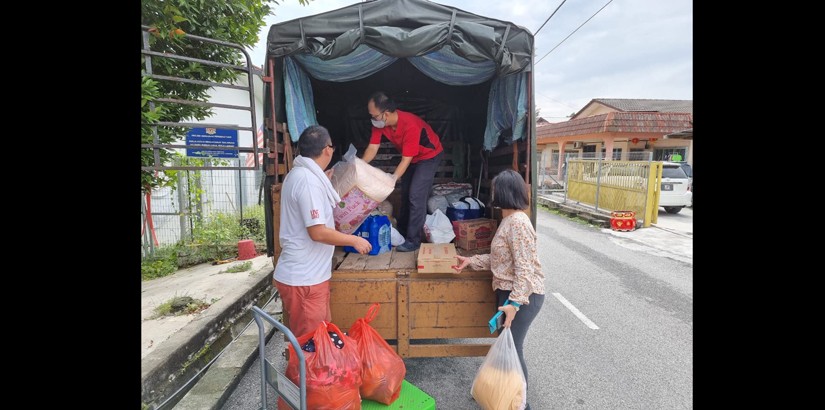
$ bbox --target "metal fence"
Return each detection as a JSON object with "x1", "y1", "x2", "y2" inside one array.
[
  {"x1": 537, "y1": 151, "x2": 654, "y2": 195},
  {"x1": 141, "y1": 156, "x2": 264, "y2": 256}
]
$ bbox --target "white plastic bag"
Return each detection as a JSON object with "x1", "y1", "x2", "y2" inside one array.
[
  {"x1": 423, "y1": 209, "x2": 456, "y2": 244},
  {"x1": 471, "y1": 327, "x2": 527, "y2": 410},
  {"x1": 330, "y1": 144, "x2": 396, "y2": 234},
  {"x1": 390, "y1": 226, "x2": 405, "y2": 246}
]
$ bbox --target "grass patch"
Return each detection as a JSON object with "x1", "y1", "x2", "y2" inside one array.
[
  {"x1": 221, "y1": 261, "x2": 253, "y2": 273},
  {"x1": 153, "y1": 295, "x2": 211, "y2": 318},
  {"x1": 141, "y1": 244, "x2": 180, "y2": 281},
  {"x1": 539, "y1": 204, "x2": 602, "y2": 227}
]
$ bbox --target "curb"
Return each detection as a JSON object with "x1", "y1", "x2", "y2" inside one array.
[
  {"x1": 141, "y1": 264, "x2": 275, "y2": 409},
  {"x1": 173, "y1": 295, "x2": 282, "y2": 410},
  {"x1": 537, "y1": 195, "x2": 611, "y2": 228}
]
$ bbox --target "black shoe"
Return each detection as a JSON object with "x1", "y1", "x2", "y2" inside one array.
[{"x1": 395, "y1": 242, "x2": 419, "y2": 252}]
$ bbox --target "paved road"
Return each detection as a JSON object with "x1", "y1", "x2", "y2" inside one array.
[{"x1": 222, "y1": 207, "x2": 692, "y2": 409}]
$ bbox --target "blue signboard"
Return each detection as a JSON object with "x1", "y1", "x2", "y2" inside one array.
[{"x1": 186, "y1": 127, "x2": 238, "y2": 158}]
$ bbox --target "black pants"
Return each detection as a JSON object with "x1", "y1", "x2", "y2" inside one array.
[
  {"x1": 398, "y1": 151, "x2": 443, "y2": 247},
  {"x1": 496, "y1": 289, "x2": 545, "y2": 407}
]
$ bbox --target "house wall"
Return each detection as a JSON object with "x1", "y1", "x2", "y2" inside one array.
[{"x1": 573, "y1": 103, "x2": 615, "y2": 119}]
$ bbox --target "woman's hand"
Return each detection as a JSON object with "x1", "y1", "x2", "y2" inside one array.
[
  {"x1": 499, "y1": 304, "x2": 518, "y2": 328},
  {"x1": 452, "y1": 255, "x2": 471, "y2": 273}
]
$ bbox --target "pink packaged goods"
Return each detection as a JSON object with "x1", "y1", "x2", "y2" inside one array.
[{"x1": 334, "y1": 187, "x2": 380, "y2": 234}]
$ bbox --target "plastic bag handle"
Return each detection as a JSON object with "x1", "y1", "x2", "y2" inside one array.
[
  {"x1": 460, "y1": 196, "x2": 485, "y2": 209},
  {"x1": 364, "y1": 303, "x2": 380, "y2": 323}
]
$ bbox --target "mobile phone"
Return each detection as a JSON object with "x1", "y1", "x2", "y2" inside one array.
[
  {"x1": 487, "y1": 300, "x2": 514, "y2": 334},
  {"x1": 488, "y1": 311, "x2": 504, "y2": 334}
]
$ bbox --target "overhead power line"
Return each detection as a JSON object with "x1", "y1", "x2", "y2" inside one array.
[
  {"x1": 534, "y1": 0, "x2": 568, "y2": 36},
  {"x1": 536, "y1": 0, "x2": 614, "y2": 66}
]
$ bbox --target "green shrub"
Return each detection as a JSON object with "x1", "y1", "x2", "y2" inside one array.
[
  {"x1": 142, "y1": 204, "x2": 269, "y2": 279},
  {"x1": 141, "y1": 244, "x2": 181, "y2": 280}
]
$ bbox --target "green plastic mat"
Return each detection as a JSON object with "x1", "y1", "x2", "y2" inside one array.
[{"x1": 361, "y1": 379, "x2": 436, "y2": 409}]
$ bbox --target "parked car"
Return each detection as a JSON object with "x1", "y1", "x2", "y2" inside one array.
[
  {"x1": 678, "y1": 163, "x2": 693, "y2": 207},
  {"x1": 659, "y1": 162, "x2": 692, "y2": 213}
]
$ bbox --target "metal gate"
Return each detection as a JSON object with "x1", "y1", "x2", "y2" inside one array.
[{"x1": 140, "y1": 25, "x2": 262, "y2": 172}]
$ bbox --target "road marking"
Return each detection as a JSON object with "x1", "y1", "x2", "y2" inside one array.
[{"x1": 552, "y1": 292, "x2": 599, "y2": 329}]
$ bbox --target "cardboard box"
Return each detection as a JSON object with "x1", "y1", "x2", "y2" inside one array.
[
  {"x1": 417, "y1": 243, "x2": 457, "y2": 273},
  {"x1": 451, "y1": 218, "x2": 498, "y2": 250}
]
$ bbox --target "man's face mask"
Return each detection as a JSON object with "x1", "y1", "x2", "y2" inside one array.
[{"x1": 371, "y1": 111, "x2": 386, "y2": 128}]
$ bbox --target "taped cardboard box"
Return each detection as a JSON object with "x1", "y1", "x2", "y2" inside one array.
[
  {"x1": 417, "y1": 243, "x2": 457, "y2": 273},
  {"x1": 452, "y1": 218, "x2": 498, "y2": 250}
]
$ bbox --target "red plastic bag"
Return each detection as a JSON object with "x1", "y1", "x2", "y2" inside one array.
[
  {"x1": 348, "y1": 303, "x2": 406, "y2": 405},
  {"x1": 279, "y1": 321, "x2": 363, "y2": 410}
]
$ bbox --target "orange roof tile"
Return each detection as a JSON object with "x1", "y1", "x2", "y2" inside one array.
[{"x1": 536, "y1": 112, "x2": 693, "y2": 138}]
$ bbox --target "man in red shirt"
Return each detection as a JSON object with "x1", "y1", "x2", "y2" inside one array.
[{"x1": 362, "y1": 91, "x2": 444, "y2": 252}]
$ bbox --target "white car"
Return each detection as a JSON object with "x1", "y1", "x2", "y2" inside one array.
[{"x1": 659, "y1": 162, "x2": 692, "y2": 214}]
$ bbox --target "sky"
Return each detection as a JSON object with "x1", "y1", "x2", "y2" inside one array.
[{"x1": 246, "y1": 0, "x2": 692, "y2": 122}]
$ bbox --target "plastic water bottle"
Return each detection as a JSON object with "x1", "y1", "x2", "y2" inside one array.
[{"x1": 378, "y1": 219, "x2": 391, "y2": 253}]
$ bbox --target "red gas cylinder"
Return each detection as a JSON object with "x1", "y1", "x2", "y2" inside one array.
[
  {"x1": 610, "y1": 211, "x2": 636, "y2": 232},
  {"x1": 237, "y1": 239, "x2": 257, "y2": 260}
]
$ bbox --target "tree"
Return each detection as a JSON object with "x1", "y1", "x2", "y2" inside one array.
[{"x1": 140, "y1": 0, "x2": 309, "y2": 193}]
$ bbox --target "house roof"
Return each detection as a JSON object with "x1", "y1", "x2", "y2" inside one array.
[
  {"x1": 536, "y1": 112, "x2": 693, "y2": 139},
  {"x1": 578, "y1": 98, "x2": 693, "y2": 116}
]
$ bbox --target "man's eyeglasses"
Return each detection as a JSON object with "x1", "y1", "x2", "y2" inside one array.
[
  {"x1": 370, "y1": 111, "x2": 385, "y2": 121},
  {"x1": 326, "y1": 144, "x2": 335, "y2": 152}
]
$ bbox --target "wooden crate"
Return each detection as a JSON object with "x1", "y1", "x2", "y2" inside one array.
[{"x1": 328, "y1": 248, "x2": 497, "y2": 358}]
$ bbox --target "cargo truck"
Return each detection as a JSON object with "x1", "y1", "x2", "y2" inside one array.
[{"x1": 261, "y1": 0, "x2": 537, "y2": 358}]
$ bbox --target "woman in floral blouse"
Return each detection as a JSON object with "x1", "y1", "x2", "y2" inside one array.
[{"x1": 453, "y1": 169, "x2": 545, "y2": 409}]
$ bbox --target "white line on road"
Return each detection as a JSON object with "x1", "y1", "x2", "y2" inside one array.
[{"x1": 552, "y1": 292, "x2": 599, "y2": 329}]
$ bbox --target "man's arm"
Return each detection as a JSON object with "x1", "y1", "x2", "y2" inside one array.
[
  {"x1": 362, "y1": 143, "x2": 380, "y2": 163},
  {"x1": 307, "y1": 224, "x2": 372, "y2": 254},
  {"x1": 393, "y1": 156, "x2": 413, "y2": 180}
]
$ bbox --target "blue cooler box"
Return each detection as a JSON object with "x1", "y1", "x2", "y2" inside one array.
[{"x1": 445, "y1": 196, "x2": 485, "y2": 222}]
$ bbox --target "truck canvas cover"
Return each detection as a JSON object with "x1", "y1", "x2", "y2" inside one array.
[{"x1": 264, "y1": 0, "x2": 534, "y2": 151}]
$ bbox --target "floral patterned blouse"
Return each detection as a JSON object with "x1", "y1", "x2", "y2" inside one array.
[{"x1": 466, "y1": 211, "x2": 545, "y2": 305}]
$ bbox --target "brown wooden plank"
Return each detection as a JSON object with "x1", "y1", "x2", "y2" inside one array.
[
  {"x1": 512, "y1": 141, "x2": 519, "y2": 171},
  {"x1": 409, "y1": 301, "x2": 496, "y2": 329},
  {"x1": 332, "y1": 247, "x2": 347, "y2": 269},
  {"x1": 408, "y1": 281, "x2": 496, "y2": 303},
  {"x1": 270, "y1": 184, "x2": 282, "y2": 268},
  {"x1": 362, "y1": 250, "x2": 393, "y2": 270},
  {"x1": 330, "y1": 302, "x2": 398, "y2": 338},
  {"x1": 266, "y1": 163, "x2": 287, "y2": 177},
  {"x1": 405, "y1": 344, "x2": 493, "y2": 358},
  {"x1": 408, "y1": 270, "x2": 493, "y2": 280},
  {"x1": 388, "y1": 249, "x2": 417, "y2": 269},
  {"x1": 489, "y1": 142, "x2": 526, "y2": 158},
  {"x1": 329, "y1": 279, "x2": 397, "y2": 304},
  {"x1": 337, "y1": 252, "x2": 370, "y2": 270},
  {"x1": 332, "y1": 269, "x2": 399, "y2": 279},
  {"x1": 410, "y1": 326, "x2": 494, "y2": 339},
  {"x1": 397, "y1": 281, "x2": 410, "y2": 357}
]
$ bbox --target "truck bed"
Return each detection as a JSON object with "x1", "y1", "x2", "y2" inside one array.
[{"x1": 328, "y1": 247, "x2": 498, "y2": 358}]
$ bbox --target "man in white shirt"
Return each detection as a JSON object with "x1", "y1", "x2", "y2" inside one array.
[{"x1": 274, "y1": 125, "x2": 372, "y2": 338}]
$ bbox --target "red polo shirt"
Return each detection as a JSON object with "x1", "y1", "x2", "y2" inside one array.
[{"x1": 370, "y1": 109, "x2": 443, "y2": 163}]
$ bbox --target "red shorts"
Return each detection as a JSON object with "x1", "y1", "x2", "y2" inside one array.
[{"x1": 274, "y1": 280, "x2": 332, "y2": 338}]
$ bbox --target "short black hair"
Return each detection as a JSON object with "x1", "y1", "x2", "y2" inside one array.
[
  {"x1": 297, "y1": 125, "x2": 331, "y2": 158},
  {"x1": 490, "y1": 169, "x2": 529, "y2": 210},
  {"x1": 368, "y1": 91, "x2": 397, "y2": 113}
]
